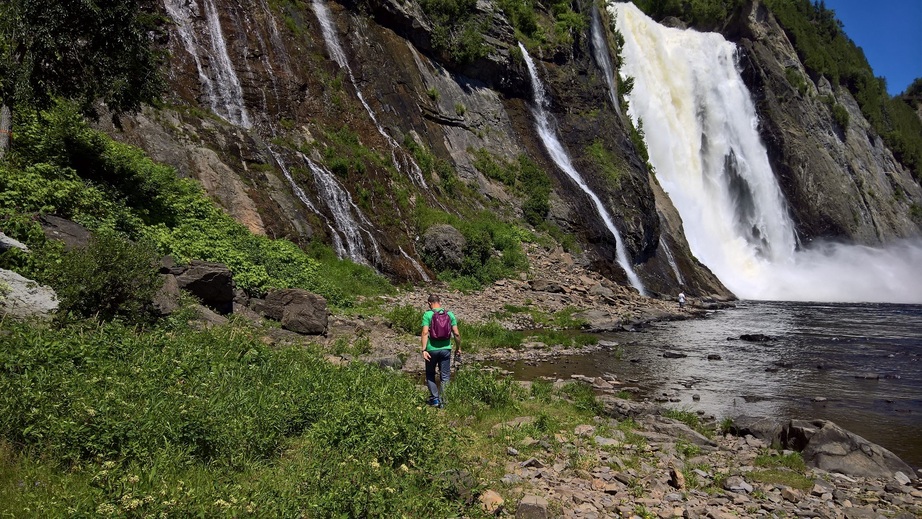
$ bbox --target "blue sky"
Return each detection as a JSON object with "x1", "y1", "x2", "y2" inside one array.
[{"x1": 822, "y1": 0, "x2": 922, "y2": 96}]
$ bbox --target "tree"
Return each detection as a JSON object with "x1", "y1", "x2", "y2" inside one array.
[{"x1": 0, "y1": 0, "x2": 164, "y2": 159}]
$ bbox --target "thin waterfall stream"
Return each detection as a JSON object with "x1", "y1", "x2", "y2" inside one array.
[{"x1": 519, "y1": 43, "x2": 646, "y2": 295}]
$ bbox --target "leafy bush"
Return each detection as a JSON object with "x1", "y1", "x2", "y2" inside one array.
[
  {"x1": 471, "y1": 150, "x2": 551, "y2": 226},
  {"x1": 445, "y1": 365, "x2": 519, "y2": 410},
  {"x1": 386, "y1": 304, "x2": 422, "y2": 335},
  {"x1": 43, "y1": 231, "x2": 162, "y2": 323},
  {"x1": 415, "y1": 205, "x2": 530, "y2": 291}
]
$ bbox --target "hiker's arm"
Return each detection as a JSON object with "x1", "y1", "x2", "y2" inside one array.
[
  {"x1": 451, "y1": 325, "x2": 461, "y2": 352},
  {"x1": 421, "y1": 326, "x2": 430, "y2": 360}
]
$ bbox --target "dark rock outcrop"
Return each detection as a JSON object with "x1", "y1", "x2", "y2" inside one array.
[
  {"x1": 39, "y1": 215, "x2": 92, "y2": 250},
  {"x1": 781, "y1": 419, "x2": 916, "y2": 481},
  {"x1": 252, "y1": 288, "x2": 329, "y2": 335},
  {"x1": 420, "y1": 224, "x2": 466, "y2": 271},
  {"x1": 172, "y1": 261, "x2": 235, "y2": 314}
]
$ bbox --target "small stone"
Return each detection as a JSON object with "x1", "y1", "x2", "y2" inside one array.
[
  {"x1": 781, "y1": 487, "x2": 803, "y2": 502},
  {"x1": 893, "y1": 471, "x2": 911, "y2": 486},
  {"x1": 507, "y1": 446, "x2": 520, "y2": 456},
  {"x1": 479, "y1": 490, "x2": 504, "y2": 515}
]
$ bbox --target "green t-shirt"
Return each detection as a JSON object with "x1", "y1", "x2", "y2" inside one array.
[{"x1": 422, "y1": 309, "x2": 456, "y2": 351}]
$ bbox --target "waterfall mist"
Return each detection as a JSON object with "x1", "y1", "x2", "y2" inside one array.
[{"x1": 614, "y1": 3, "x2": 922, "y2": 303}]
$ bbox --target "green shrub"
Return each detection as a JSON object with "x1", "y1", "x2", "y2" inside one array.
[
  {"x1": 41, "y1": 231, "x2": 162, "y2": 323},
  {"x1": 559, "y1": 382, "x2": 603, "y2": 415},
  {"x1": 386, "y1": 304, "x2": 422, "y2": 335},
  {"x1": 445, "y1": 365, "x2": 519, "y2": 410},
  {"x1": 461, "y1": 320, "x2": 523, "y2": 352}
]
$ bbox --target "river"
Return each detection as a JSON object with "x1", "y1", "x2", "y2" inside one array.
[{"x1": 499, "y1": 301, "x2": 922, "y2": 469}]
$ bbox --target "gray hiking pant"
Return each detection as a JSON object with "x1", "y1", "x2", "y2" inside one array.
[{"x1": 425, "y1": 348, "x2": 452, "y2": 400}]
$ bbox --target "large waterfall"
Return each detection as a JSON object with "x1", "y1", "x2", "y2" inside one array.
[
  {"x1": 614, "y1": 3, "x2": 922, "y2": 303},
  {"x1": 519, "y1": 44, "x2": 647, "y2": 295}
]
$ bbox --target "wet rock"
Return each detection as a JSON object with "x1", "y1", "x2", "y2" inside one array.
[{"x1": 739, "y1": 333, "x2": 775, "y2": 342}]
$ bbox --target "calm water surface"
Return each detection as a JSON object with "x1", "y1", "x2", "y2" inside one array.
[{"x1": 499, "y1": 301, "x2": 922, "y2": 469}]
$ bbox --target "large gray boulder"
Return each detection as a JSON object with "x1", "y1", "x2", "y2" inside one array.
[
  {"x1": 0, "y1": 268, "x2": 58, "y2": 319},
  {"x1": 420, "y1": 224, "x2": 466, "y2": 271},
  {"x1": 781, "y1": 419, "x2": 916, "y2": 481},
  {"x1": 252, "y1": 288, "x2": 328, "y2": 335},
  {"x1": 173, "y1": 261, "x2": 234, "y2": 314}
]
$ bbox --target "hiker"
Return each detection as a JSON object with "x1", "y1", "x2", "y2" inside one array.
[
  {"x1": 678, "y1": 291, "x2": 686, "y2": 309},
  {"x1": 421, "y1": 294, "x2": 461, "y2": 407}
]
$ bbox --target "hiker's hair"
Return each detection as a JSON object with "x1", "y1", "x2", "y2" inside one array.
[{"x1": 427, "y1": 294, "x2": 441, "y2": 303}]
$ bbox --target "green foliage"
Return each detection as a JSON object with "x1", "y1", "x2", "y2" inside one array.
[
  {"x1": 386, "y1": 304, "x2": 422, "y2": 335},
  {"x1": 0, "y1": 102, "x2": 392, "y2": 309},
  {"x1": 823, "y1": 96, "x2": 850, "y2": 130},
  {"x1": 415, "y1": 206, "x2": 530, "y2": 291},
  {"x1": 0, "y1": 319, "x2": 466, "y2": 516},
  {"x1": 461, "y1": 320, "x2": 524, "y2": 352},
  {"x1": 764, "y1": 0, "x2": 922, "y2": 179},
  {"x1": 471, "y1": 149, "x2": 551, "y2": 226},
  {"x1": 0, "y1": 0, "x2": 164, "y2": 115},
  {"x1": 559, "y1": 382, "x2": 603, "y2": 415},
  {"x1": 633, "y1": 0, "x2": 744, "y2": 29},
  {"x1": 444, "y1": 365, "x2": 519, "y2": 411},
  {"x1": 754, "y1": 449, "x2": 806, "y2": 471},
  {"x1": 663, "y1": 407, "x2": 713, "y2": 438},
  {"x1": 498, "y1": 0, "x2": 586, "y2": 49},
  {"x1": 785, "y1": 67, "x2": 809, "y2": 96},
  {"x1": 586, "y1": 139, "x2": 624, "y2": 188},
  {"x1": 419, "y1": 0, "x2": 487, "y2": 64},
  {"x1": 42, "y1": 231, "x2": 162, "y2": 323},
  {"x1": 403, "y1": 135, "x2": 460, "y2": 196}
]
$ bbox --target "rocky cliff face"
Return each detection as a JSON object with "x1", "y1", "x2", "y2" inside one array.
[
  {"x1": 99, "y1": 0, "x2": 918, "y2": 301},
  {"x1": 729, "y1": 0, "x2": 922, "y2": 244}
]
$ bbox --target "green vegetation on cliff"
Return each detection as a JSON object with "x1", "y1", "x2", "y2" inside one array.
[
  {"x1": 762, "y1": 0, "x2": 922, "y2": 180},
  {"x1": 0, "y1": 101, "x2": 391, "y2": 309}
]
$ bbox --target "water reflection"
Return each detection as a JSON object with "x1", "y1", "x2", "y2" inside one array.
[{"x1": 499, "y1": 301, "x2": 922, "y2": 469}]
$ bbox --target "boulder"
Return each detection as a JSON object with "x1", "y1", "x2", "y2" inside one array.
[
  {"x1": 152, "y1": 274, "x2": 181, "y2": 316},
  {"x1": 0, "y1": 268, "x2": 59, "y2": 319},
  {"x1": 39, "y1": 215, "x2": 92, "y2": 250},
  {"x1": 0, "y1": 231, "x2": 28, "y2": 252},
  {"x1": 529, "y1": 279, "x2": 564, "y2": 293},
  {"x1": 419, "y1": 224, "x2": 466, "y2": 271},
  {"x1": 781, "y1": 419, "x2": 916, "y2": 480},
  {"x1": 730, "y1": 416, "x2": 784, "y2": 447},
  {"x1": 253, "y1": 288, "x2": 328, "y2": 335},
  {"x1": 175, "y1": 260, "x2": 234, "y2": 314}
]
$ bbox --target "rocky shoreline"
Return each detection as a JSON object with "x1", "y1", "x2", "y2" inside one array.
[{"x1": 319, "y1": 243, "x2": 921, "y2": 518}]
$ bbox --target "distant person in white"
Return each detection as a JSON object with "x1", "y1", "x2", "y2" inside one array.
[{"x1": 678, "y1": 292, "x2": 686, "y2": 309}]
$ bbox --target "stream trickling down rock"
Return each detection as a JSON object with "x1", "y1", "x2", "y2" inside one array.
[{"x1": 499, "y1": 301, "x2": 922, "y2": 469}]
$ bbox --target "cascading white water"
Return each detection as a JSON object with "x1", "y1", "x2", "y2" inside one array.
[
  {"x1": 163, "y1": 0, "x2": 252, "y2": 128},
  {"x1": 312, "y1": 0, "x2": 428, "y2": 188},
  {"x1": 659, "y1": 238, "x2": 685, "y2": 286},
  {"x1": 590, "y1": 5, "x2": 621, "y2": 117},
  {"x1": 399, "y1": 246, "x2": 431, "y2": 282},
  {"x1": 614, "y1": 3, "x2": 922, "y2": 303},
  {"x1": 519, "y1": 43, "x2": 647, "y2": 295},
  {"x1": 268, "y1": 148, "x2": 349, "y2": 258},
  {"x1": 301, "y1": 154, "x2": 382, "y2": 267}
]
